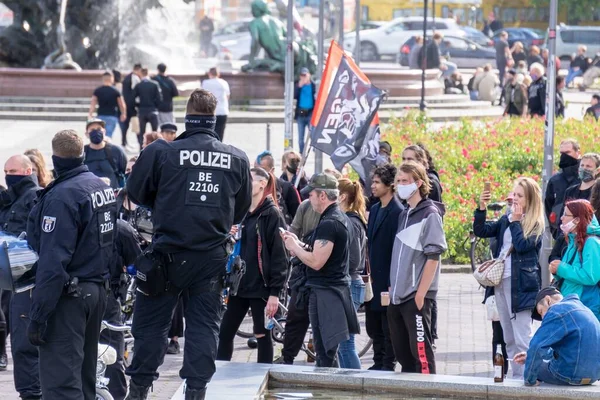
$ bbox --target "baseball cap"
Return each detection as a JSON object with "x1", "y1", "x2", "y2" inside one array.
[
  {"x1": 379, "y1": 141, "x2": 392, "y2": 155},
  {"x1": 300, "y1": 173, "x2": 338, "y2": 197},
  {"x1": 86, "y1": 118, "x2": 106, "y2": 130},
  {"x1": 300, "y1": 67, "x2": 310, "y2": 75},
  {"x1": 160, "y1": 123, "x2": 178, "y2": 133},
  {"x1": 531, "y1": 286, "x2": 561, "y2": 321}
]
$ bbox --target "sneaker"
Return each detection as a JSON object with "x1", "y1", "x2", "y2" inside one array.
[
  {"x1": 167, "y1": 339, "x2": 180, "y2": 354},
  {"x1": 0, "y1": 353, "x2": 7, "y2": 371}
]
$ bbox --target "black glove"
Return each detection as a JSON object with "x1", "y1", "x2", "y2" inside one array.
[{"x1": 28, "y1": 320, "x2": 47, "y2": 346}]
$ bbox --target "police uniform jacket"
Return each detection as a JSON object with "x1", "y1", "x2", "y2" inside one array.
[
  {"x1": 126, "y1": 127, "x2": 252, "y2": 253},
  {"x1": 27, "y1": 165, "x2": 117, "y2": 324},
  {"x1": 0, "y1": 175, "x2": 40, "y2": 236}
]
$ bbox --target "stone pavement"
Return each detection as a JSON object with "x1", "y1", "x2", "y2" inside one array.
[{"x1": 0, "y1": 273, "x2": 510, "y2": 399}]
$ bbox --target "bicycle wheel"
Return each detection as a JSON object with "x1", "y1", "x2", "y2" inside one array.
[
  {"x1": 236, "y1": 310, "x2": 254, "y2": 339},
  {"x1": 356, "y1": 307, "x2": 373, "y2": 358},
  {"x1": 470, "y1": 235, "x2": 492, "y2": 272}
]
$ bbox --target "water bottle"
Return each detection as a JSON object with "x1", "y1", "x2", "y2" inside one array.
[{"x1": 264, "y1": 308, "x2": 275, "y2": 330}]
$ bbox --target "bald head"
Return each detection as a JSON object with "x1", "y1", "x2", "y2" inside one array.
[{"x1": 5, "y1": 155, "x2": 33, "y2": 176}]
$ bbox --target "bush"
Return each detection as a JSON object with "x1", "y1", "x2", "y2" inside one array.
[{"x1": 382, "y1": 113, "x2": 600, "y2": 263}]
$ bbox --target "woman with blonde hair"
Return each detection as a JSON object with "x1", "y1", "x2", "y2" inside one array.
[
  {"x1": 336, "y1": 178, "x2": 367, "y2": 369},
  {"x1": 511, "y1": 41, "x2": 526, "y2": 66},
  {"x1": 473, "y1": 177, "x2": 544, "y2": 379},
  {"x1": 24, "y1": 149, "x2": 53, "y2": 187}
]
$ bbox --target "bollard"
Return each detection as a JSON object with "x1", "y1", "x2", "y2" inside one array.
[{"x1": 266, "y1": 123, "x2": 271, "y2": 151}]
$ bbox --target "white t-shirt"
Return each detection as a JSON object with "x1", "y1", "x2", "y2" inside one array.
[
  {"x1": 500, "y1": 227, "x2": 513, "y2": 280},
  {"x1": 202, "y1": 78, "x2": 230, "y2": 116}
]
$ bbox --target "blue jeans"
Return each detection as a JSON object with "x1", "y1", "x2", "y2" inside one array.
[
  {"x1": 565, "y1": 68, "x2": 583, "y2": 86},
  {"x1": 296, "y1": 115, "x2": 312, "y2": 155},
  {"x1": 469, "y1": 91, "x2": 479, "y2": 101},
  {"x1": 98, "y1": 115, "x2": 119, "y2": 138},
  {"x1": 337, "y1": 279, "x2": 365, "y2": 369}
]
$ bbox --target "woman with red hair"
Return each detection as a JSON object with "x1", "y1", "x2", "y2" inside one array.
[
  {"x1": 217, "y1": 167, "x2": 289, "y2": 363},
  {"x1": 550, "y1": 199, "x2": 600, "y2": 320}
]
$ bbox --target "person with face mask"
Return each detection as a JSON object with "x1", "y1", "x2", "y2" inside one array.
[
  {"x1": 280, "y1": 150, "x2": 308, "y2": 196},
  {"x1": 549, "y1": 199, "x2": 600, "y2": 321},
  {"x1": 388, "y1": 162, "x2": 447, "y2": 374},
  {"x1": 83, "y1": 119, "x2": 128, "y2": 189},
  {"x1": 0, "y1": 155, "x2": 40, "y2": 396}
]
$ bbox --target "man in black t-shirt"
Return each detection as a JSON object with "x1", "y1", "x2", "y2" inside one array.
[
  {"x1": 89, "y1": 71, "x2": 126, "y2": 138},
  {"x1": 152, "y1": 63, "x2": 179, "y2": 126},
  {"x1": 282, "y1": 174, "x2": 359, "y2": 367}
]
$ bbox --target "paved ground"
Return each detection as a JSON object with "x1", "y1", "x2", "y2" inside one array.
[{"x1": 0, "y1": 273, "x2": 500, "y2": 399}]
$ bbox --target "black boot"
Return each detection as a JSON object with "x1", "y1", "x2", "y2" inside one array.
[
  {"x1": 125, "y1": 381, "x2": 151, "y2": 400},
  {"x1": 185, "y1": 387, "x2": 207, "y2": 400}
]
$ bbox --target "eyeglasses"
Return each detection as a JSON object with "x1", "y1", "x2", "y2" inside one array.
[{"x1": 562, "y1": 212, "x2": 574, "y2": 218}]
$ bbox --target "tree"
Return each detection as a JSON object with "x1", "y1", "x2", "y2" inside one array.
[{"x1": 530, "y1": 0, "x2": 600, "y2": 25}]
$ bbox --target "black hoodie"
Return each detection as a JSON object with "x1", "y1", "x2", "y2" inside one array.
[{"x1": 237, "y1": 197, "x2": 289, "y2": 298}]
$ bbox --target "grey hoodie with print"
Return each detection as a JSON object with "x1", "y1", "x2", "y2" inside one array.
[{"x1": 390, "y1": 198, "x2": 447, "y2": 305}]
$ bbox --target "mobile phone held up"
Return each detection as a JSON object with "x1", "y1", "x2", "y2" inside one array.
[{"x1": 484, "y1": 182, "x2": 491, "y2": 193}]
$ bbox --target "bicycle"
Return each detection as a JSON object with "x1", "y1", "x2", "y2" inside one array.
[{"x1": 464, "y1": 202, "x2": 507, "y2": 271}]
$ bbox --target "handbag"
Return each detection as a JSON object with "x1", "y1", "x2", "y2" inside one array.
[
  {"x1": 485, "y1": 295, "x2": 501, "y2": 321},
  {"x1": 362, "y1": 244, "x2": 374, "y2": 302},
  {"x1": 473, "y1": 246, "x2": 512, "y2": 287}
]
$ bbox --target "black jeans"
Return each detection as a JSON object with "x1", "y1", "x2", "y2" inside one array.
[
  {"x1": 119, "y1": 116, "x2": 131, "y2": 146},
  {"x1": 169, "y1": 294, "x2": 188, "y2": 338},
  {"x1": 138, "y1": 112, "x2": 159, "y2": 148},
  {"x1": 492, "y1": 320, "x2": 509, "y2": 376},
  {"x1": 0, "y1": 289, "x2": 6, "y2": 358},
  {"x1": 100, "y1": 294, "x2": 127, "y2": 400},
  {"x1": 217, "y1": 296, "x2": 273, "y2": 363},
  {"x1": 364, "y1": 302, "x2": 396, "y2": 371},
  {"x1": 126, "y1": 247, "x2": 227, "y2": 390},
  {"x1": 308, "y1": 291, "x2": 337, "y2": 367},
  {"x1": 215, "y1": 115, "x2": 228, "y2": 142},
  {"x1": 39, "y1": 282, "x2": 108, "y2": 400},
  {"x1": 387, "y1": 298, "x2": 436, "y2": 374},
  {"x1": 282, "y1": 289, "x2": 310, "y2": 364}
]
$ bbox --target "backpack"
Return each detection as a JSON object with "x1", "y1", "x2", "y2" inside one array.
[{"x1": 84, "y1": 144, "x2": 126, "y2": 188}]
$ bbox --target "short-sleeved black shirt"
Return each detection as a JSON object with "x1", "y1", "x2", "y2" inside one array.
[
  {"x1": 93, "y1": 85, "x2": 121, "y2": 116},
  {"x1": 306, "y1": 203, "x2": 350, "y2": 287}
]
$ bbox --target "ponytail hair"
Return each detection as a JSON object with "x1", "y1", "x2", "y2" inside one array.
[
  {"x1": 338, "y1": 178, "x2": 367, "y2": 224},
  {"x1": 251, "y1": 167, "x2": 279, "y2": 208}
]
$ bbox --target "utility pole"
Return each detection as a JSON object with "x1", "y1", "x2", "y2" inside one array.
[
  {"x1": 283, "y1": 0, "x2": 295, "y2": 150},
  {"x1": 355, "y1": 0, "x2": 361, "y2": 65},
  {"x1": 339, "y1": 0, "x2": 344, "y2": 48},
  {"x1": 540, "y1": 0, "x2": 558, "y2": 287},
  {"x1": 419, "y1": 0, "x2": 429, "y2": 111},
  {"x1": 315, "y1": 0, "x2": 325, "y2": 173}
]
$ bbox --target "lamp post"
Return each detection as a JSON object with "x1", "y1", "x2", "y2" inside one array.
[
  {"x1": 283, "y1": 0, "x2": 295, "y2": 150},
  {"x1": 339, "y1": 0, "x2": 344, "y2": 48},
  {"x1": 315, "y1": 0, "x2": 326, "y2": 174},
  {"x1": 419, "y1": 0, "x2": 429, "y2": 111}
]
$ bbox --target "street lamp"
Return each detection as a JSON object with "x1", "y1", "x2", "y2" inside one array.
[{"x1": 420, "y1": 0, "x2": 429, "y2": 111}]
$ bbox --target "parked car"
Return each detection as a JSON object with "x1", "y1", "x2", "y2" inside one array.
[
  {"x1": 548, "y1": 24, "x2": 600, "y2": 62},
  {"x1": 461, "y1": 26, "x2": 494, "y2": 48},
  {"x1": 398, "y1": 35, "x2": 495, "y2": 69},
  {"x1": 343, "y1": 17, "x2": 464, "y2": 61},
  {"x1": 492, "y1": 27, "x2": 544, "y2": 53}
]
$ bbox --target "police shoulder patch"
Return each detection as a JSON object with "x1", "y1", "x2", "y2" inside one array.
[{"x1": 42, "y1": 216, "x2": 56, "y2": 233}]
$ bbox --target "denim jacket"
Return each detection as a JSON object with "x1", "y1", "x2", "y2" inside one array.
[{"x1": 524, "y1": 295, "x2": 600, "y2": 385}]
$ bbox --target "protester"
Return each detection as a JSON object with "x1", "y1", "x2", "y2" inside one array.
[
  {"x1": 475, "y1": 64, "x2": 500, "y2": 104},
  {"x1": 561, "y1": 153, "x2": 600, "y2": 213},
  {"x1": 152, "y1": 63, "x2": 179, "y2": 126},
  {"x1": 217, "y1": 167, "x2": 288, "y2": 364},
  {"x1": 556, "y1": 76, "x2": 566, "y2": 118},
  {"x1": 24, "y1": 149, "x2": 53, "y2": 188},
  {"x1": 257, "y1": 151, "x2": 301, "y2": 226},
  {"x1": 409, "y1": 36, "x2": 424, "y2": 69},
  {"x1": 281, "y1": 150, "x2": 308, "y2": 194},
  {"x1": 294, "y1": 67, "x2": 316, "y2": 155},
  {"x1": 199, "y1": 14, "x2": 215, "y2": 56},
  {"x1": 526, "y1": 46, "x2": 544, "y2": 68},
  {"x1": 88, "y1": 71, "x2": 126, "y2": 138},
  {"x1": 566, "y1": 45, "x2": 588, "y2": 88},
  {"x1": 120, "y1": 63, "x2": 143, "y2": 148},
  {"x1": 444, "y1": 72, "x2": 466, "y2": 95},
  {"x1": 503, "y1": 69, "x2": 528, "y2": 117},
  {"x1": 423, "y1": 33, "x2": 454, "y2": 79},
  {"x1": 83, "y1": 118, "x2": 128, "y2": 188},
  {"x1": 202, "y1": 67, "x2": 230, "y2": 141},
  {"x1": 541, "y1": 48, "x2": 561, "y2": 76},
  {"x1": 159, "y1": 123, "x2": 178, "y2": 142},
  {"x1": 545, "y1": 139, "x2": 582, "y2": 238},
  {"x1": 474, "y1": 177, "x2": 544, "y2": 379},
  {"x1": 549, "y1": 199, "x2": 600, "y2": 320},
  {"x1": 585, "y1": 94, "x2": 600, "y2": 121},
  {"x1": 528, "y1": 63, "x2": 547, "y2": 117},
  {"x1": 366, "y1": 164, "x2": 403, "y2": 371},
  {"x1": 336, "y1": 178, "x2": 367, "y2": 369},
  {"x1": 511, "y1": 42, "x2": 526, "y2": 66},
  {"x1": 402, "y1": 145, "x2": 443, "y2": 203},
  {"x1": 133, "y1": 68, "x2": 162, "y2": 149},
  {"x1": 388, "y1": 161, "x2": 447, "y2": 374},
  {"x1": 467, "y1": 67, "x2": 483, "y2": 101},
  {"x1": 281, "y1": 173, "x2": 359, "y2": 367},
  {"x1": 514, "y1": 287, "x2": 600, "y2": 386},
  {"x1": 495, "y1": 31, "x2": 512, "y2": 86},
  {"x1": 482, "y1": 11, "x2": 503, "y2": 36}
]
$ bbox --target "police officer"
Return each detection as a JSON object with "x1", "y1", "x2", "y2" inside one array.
[
  {"x1": 0, "y1": 155, "x2": 41, "y2": 398},
  {"x1": 125, "y1": 88, "x2": 252, "y2": 400},
  {"x1": 26, "y1": 130, "x2": 117, "y2": 400}
]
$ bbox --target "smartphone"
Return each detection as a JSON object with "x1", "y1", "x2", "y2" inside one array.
[
  {"x1": 484, "y1": 182, "x2": 491, "y2": 193},
  {"x1": 278, "y1": 227, "x2": 286, "y2": 235}
]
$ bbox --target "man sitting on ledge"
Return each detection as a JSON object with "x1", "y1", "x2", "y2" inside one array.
[{"x1": 513, "y1": 287, "x2": 600, "y2": 386}]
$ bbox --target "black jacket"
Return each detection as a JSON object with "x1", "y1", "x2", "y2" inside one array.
[
  {"x1": 112, "y1": 219, "x2": 142, "y2": 285},
  {"x1": 545, "y1": 164, "x2": 580, "y2": 237},
  {"x1": 347, "y1": 212, "x2": 366, "y2": 280},
  {"x1": 428, "y1": 170, "x2": 443, "y2": 203},
  {"x1": 526, "y1": 55, "x2": 544, "y2": 67},
  {"x1": 473, "y1": 210, "x2": 542, "y2": 313},
  {"x1": 366, "y1": 197, "x2": 404, "y2": 311},
  {"x1": 571, "y1": 54, "x2": 588, "y2": 72},
  {"x1": 122, "y1": 73, "x2": 137, "y2": 117},
  {"x1": 528, "y1": 76, "x2": 547, "y2": 116},
  {"x1": 133, "y1": 78, "x2": 163, "y2": 114},
  {"x1": 27, "y1": 165, "x2": 117, "y2": 324},
  {"x1": 280, "y1": 172, "x2": 308, "y2": 199},
  {"x1": 126, "y1": 127, "x2": 252, "y2": 253},
  {"x1": 152, "y1": 75, "x2": 179, "y2": 112},
  {"x1": 237, "y1": 197, "x2": 288, "y2": 298},
  {"x1": 276, "y1": 178, "x2": 301, "y2": 226},
  {"x1": 586, "y1": 104, "x2": 600, "y2": 121},
  {"x1": 0, "y1": 175, "x2": 40, "y2": 236},
  {"x1": 425, "y1": 41, "x2": 441, "y2": 70}
]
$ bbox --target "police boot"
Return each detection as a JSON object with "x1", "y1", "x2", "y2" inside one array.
[
  {"x1": 184, "y1": 387, "x2": 206, "y2": 400},
  {"x1": 125, "y1": 381, "x2": 151, "y2": 400}
]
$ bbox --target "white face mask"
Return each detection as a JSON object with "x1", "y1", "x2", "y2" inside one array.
[
  {"x1": 560, "y1": 219, "x2": 577, "y2": 235},
  {"x1": 396, "y1": 182, "x2": 418, "y2": 200}
]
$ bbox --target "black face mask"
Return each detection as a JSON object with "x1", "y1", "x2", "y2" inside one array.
[
  {"x1": 184, "y1": 114, "x2": 216, "y2": 132},
  {"x1": 52, "y1": 155, "x2": 84, "y2": 177},
  {"x1": 287, "y1": 159, "x2": 300, "y2": 175},
  {"x1": 558, "y1": 153, "x2": 579, "y2": 170},
  {"x1": 5, "y1": 174, "x2": 27, "y2": 188}
]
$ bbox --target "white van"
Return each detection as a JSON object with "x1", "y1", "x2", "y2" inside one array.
[{"x1": 551, "y1": 25, "x2": 600, "y2": 61}]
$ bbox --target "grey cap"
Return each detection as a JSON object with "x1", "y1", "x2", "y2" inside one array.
[
  {"x1": 86, "y1": 118, "x2": 106, "y2": 130},
  {"x1": 300, "y1": 173, "x2": 338, "y2": 197},
  {"x1": 300, "y1": 67, "x2": 310, "y2": 75}
]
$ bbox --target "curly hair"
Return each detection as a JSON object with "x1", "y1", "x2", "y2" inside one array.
[{"x1": 372, "y1": 164, "x2": 397, "y2": 189}]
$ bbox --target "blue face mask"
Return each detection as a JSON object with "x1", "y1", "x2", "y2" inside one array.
[{"x1": 89, "y1": 129, "x2": 104, "y2": 145}]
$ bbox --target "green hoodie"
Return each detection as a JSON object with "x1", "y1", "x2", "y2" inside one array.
[{"x1": 556, "y1": 216, "x2": 600, "y2": 320}]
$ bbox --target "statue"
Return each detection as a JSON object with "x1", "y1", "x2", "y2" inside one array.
[
  {"x1": 241, "y1": 0, "x2": 317, "y2": 78},
  {"x1": 42, "y1": 0, "x2": 81, "y2": 71}
]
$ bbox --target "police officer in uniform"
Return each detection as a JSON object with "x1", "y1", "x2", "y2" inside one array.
[
  {"x1": 125, "y1": 88, "x2": 252, "y2": 400},
  {"x1": 26, "y1": 131, "x2": 117, "y2": 400},
  {"x1": 0, "y1": 155, "x2": 41, "y2": 399}
]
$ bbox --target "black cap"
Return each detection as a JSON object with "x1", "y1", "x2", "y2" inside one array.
[
  {"x1": 531, "y1": 286, "x2": 561, "y2": 321},
  {"x1": 379, "y1": 141, "x2": 392, "y2": 155},
  {"x1": 300, "y1": 173, "x2": 338, "y2": 197},
  {"x1": 160, "y1": 123, "x2": 178, "y2": 133}
]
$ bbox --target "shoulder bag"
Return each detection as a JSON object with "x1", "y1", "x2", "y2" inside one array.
[
  {"x1": 362, "y1": 244, "x2": 374, "y2": 302},
  {"x1": 473, "y1": 246, "x2": 512, "y2": 287}
]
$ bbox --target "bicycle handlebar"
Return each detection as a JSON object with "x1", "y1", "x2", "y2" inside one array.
[{"x1": 101, "y1": 321, "x2": 132, "y2": 332}]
